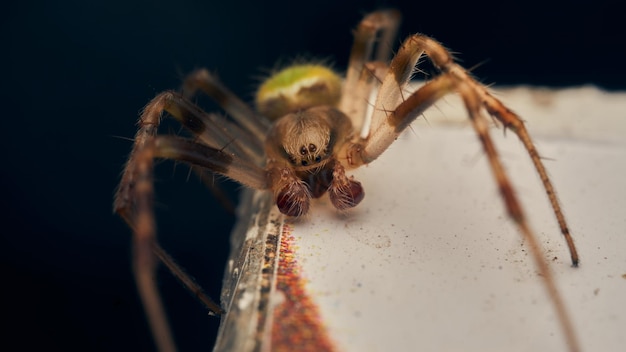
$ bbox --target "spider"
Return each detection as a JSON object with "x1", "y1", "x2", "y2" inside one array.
[{"x1": 114, "y1": 9, "x2": 581, "y2": 352}]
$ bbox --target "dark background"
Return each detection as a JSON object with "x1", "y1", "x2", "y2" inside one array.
[{"x1": 2, "y1": 0, "x2": 624, "y2": 351}]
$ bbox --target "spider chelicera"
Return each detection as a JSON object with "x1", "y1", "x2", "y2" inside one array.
[{"x1": 114, "y1": 9, "x2": 580, "y2": 352}]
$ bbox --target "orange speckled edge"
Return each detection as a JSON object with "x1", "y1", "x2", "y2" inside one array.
[{"x1": 270, "y1": 224, "x2": 337, "y2": 351}]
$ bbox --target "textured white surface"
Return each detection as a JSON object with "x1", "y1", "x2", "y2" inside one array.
[{"x1": 289, "y1": 86, "x2": 626, "y2": 351}]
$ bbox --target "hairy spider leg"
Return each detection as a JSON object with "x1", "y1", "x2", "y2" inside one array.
[
  {"x1": 341, "y1": 33, "x2": 580, "y2": 352},
  {"x1": 477, "y1": 89, "x2": 580, "y2": 266},
  {"x1": 181, "y1": 68, "x2": 270, "y2": 155},
  {"x1": 177, "y1": 68, "x2": 269, "y2": 211},
  {"x1": 341, "y1": 9, "x2": 401, "y2": 133},
  {"x1": 114, "y1": 91, "x2": 269, "y2": 352},
  {"x1": 385, "y1": 35, "x2": 579, "y2": 267}
]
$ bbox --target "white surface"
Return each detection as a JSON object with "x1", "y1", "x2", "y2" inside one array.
[{"x1": 288, "y1": 86, "x2": 626, "y2": 351}]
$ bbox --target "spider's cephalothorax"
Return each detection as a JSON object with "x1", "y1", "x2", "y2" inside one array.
[
  {"x1": 115, "y1": 9, "x2": 581, "y2": 352},
  {"x1": 259, "y1": 64, "x2": 364, "y2": 217}
]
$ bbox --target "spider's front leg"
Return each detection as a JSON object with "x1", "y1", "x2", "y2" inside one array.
[
  {"x1": 114, "y1": 91, "x2": 268, "y2": 352},
  {"x1": 342, "y1": 34, "x2": 581, "y2": 352},
  {"x1": 346, "y1": 33, "x2": 578, "y2": 265}
]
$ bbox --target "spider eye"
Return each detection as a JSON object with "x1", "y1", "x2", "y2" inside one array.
[
  {"x1": 301, "y1": 160, "x2": 309, "y2": 166},
  {"x1": 315, "y1": 156, "x2": 322, "y2": 162},
  {"x1": 308, "y1": 144, "x2": 317, "y2": 153},
  {"x1": 300, "y1": 146, "x2": 308, "y2": 155}
]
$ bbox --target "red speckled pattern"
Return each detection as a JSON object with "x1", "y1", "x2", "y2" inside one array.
[{"x1": 271, "y1": 225, "x2": 337, "y2": 351}]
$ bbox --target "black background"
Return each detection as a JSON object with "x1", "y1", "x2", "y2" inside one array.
[{"x1": 2, "y1": 0, "x2": 624, "y2": 351}]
